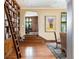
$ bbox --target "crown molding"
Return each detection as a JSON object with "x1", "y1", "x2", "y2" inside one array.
[{"x1": 20, "y1": 7, "x2": 67, "y2": 10}]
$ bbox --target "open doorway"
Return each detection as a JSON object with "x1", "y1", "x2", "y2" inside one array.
[{"x1": 25, "y1": 11, "x2": 38, "y2": 35}]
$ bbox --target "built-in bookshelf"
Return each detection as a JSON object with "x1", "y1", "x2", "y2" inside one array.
[
  {"x1": 4, "y1": 0, "x2": 21, "y2": 58},
  {"x1": 4, "y1": 0, "x2": 20, "y2": 40}
]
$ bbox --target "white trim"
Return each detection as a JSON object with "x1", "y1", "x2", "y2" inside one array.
[{"x1": 20, "y1": 7, "x2": 67, "y2": 10}]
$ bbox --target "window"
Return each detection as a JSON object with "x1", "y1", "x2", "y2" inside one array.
[{"x1": 61, "y1": 12, "x2": 67, "y2": 32}]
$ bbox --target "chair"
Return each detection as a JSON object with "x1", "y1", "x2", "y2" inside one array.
[
  {"x1": 60, "y1": 32, "x2": 67, "y2": 56},
  {"x1": 54, "y1": 31, "x2": 61, "y2": 48}
]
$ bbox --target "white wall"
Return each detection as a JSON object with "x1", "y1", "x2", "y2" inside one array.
[
  {"x1": 37, "y1": 9, "x2": 66, "y2": 40},
  {"x1": 20, "y1": 9, "x2": 66, "y2": 40}
]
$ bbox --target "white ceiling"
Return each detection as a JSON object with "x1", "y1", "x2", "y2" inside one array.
[{"x1": 16, "y1": 0, "x2": 67, "y2": 9}]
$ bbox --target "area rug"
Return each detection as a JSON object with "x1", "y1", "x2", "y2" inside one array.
[{"x1": 47, "y1": 43, "x2": 66, "y2": 59}]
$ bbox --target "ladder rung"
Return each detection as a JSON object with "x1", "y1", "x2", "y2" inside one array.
[
  {"x1": 17, "y1": 48, "x2": 20, "y2": 52},
  {"x1": 16, "y1": 44, "x2": 19, "y2": 47},
  {"x1": 15, "y1": 40, "x2": 19, "y2": 45},
  {"x1": 18, "y1": 53, "x2": 21, "y2": 58},
  {"x1": 15, "y1": 39, "x2": 18, "y2": 41},
  {"x1": 16, "y1": 47, "x2": 20, "y2": 52},
  {"x1": 18, "y1": 51, "x2": 21, "y2": 54}
]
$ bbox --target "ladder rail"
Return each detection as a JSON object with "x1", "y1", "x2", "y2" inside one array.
[{"x1": 4, "y1": 2, "x2": 21, "y2": 59}]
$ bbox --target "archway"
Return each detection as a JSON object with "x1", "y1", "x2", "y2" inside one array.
[{"x1": 24, "y1": 11, "x2": 38, "y2": 35}]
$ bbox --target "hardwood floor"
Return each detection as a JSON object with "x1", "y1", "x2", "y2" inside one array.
[{"x1": 6, "y1": 35, "x2": 56, "y2": 59}]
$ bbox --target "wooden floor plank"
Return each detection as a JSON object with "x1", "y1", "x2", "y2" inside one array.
[{"x1": 6, "y1": 35, "x2": 56, "y2": 59}]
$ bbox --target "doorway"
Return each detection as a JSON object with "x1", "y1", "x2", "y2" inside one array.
[{"x1": 25, "y1": 16, "x2": 38, "y2": 35}]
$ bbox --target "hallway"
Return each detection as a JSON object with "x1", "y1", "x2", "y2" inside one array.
[{"x1": 7, "y1": 36, "x2": 56, "y2": 59}]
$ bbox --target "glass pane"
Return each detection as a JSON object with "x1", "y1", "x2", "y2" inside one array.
[
  {"x1": 26, "y1": 23, "x2": 29, "y2": 28},
  {"x1": 29, "y1": 23, "x2": 32, "y2": 28},
  {"x1": 61, "y1": 12, "x2": 67, "y2": 32},
  {"x1": 25, "y1": 17, "x2": 32, "y2": 33},
  {"x1": 29, "y1": 18, "x2": 32, "y2": 22},
  {"x1": 61, "y1": 12, "x2": 67, "y2": 22},
  {"x1": 25, "y1": 18, "x2": 29, "y2": 22},
  {"x1": 62, "y1": 16, "x2": 67, "y2": 22},
  {"x1": 61, "y1": 23, "x2": 67, "y2": 32}
]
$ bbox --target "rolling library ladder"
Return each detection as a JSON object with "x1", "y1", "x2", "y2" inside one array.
[{"x1": 4, "y1": 0, "x2": 21, "y2": 59}]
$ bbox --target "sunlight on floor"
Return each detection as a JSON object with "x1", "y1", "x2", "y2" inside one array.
[{"x1": 25, "y1": 47, "x2": 34, "y2": 56}]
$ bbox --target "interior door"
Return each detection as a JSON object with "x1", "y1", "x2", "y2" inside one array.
[{"x1": 31, "y1": 16, "x2": 38, "y2": 32}]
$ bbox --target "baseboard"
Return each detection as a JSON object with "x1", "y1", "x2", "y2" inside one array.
[
  {"x1": 46, "y1": 40, "x2": 56, "y2": 42},
  {"x1": 57, "y1": 42, "x2": 61, "y2": 44}
]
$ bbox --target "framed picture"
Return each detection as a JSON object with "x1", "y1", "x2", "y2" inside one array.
[{"x1": 45, "y1": 16, "x2": 56, "y2": 32}]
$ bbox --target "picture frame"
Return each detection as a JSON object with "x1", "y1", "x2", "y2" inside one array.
[{"x1": 45, "y1": 16, "x2": 56, "y2": 32}]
